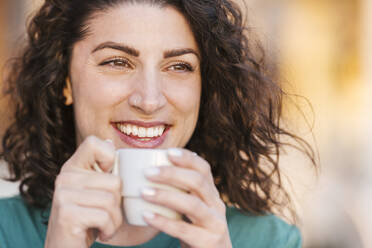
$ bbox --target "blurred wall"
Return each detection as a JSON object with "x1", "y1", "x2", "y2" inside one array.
[
  {"x1": 246, "y1": 0, "x2": 370, "y2": 247},
  {"x1": 0, "y1": 0, "x2": 10, "y2": 137},
  {"x1": 0, "y1": 0, "x2": 30, "y2": 139},
  {"x1": 0, "y1": 0, "x2": 30, "y2": 197}
]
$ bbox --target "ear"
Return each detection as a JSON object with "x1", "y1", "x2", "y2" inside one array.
[{"x1": 63, "y1": 77, "x2": 73, "y2": 106}]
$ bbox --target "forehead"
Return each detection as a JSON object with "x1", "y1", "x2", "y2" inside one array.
[{"x1": 78, "y1": 3, "x2": 199, "y2": 53}]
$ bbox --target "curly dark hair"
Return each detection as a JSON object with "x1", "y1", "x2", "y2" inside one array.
[{"x1": 1, "y1": 0, "x2": 315, "y2": 219}]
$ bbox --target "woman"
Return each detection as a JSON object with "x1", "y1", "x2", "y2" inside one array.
[{"x1": 0, "y1": 0, "x2": 315, "y2": 247}]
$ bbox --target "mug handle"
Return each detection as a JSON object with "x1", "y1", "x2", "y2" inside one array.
[{"x1": 92, "y1": 151, "x2": 119, "y2": 175}]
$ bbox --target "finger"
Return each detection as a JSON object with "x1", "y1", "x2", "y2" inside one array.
[
  {"x1": 53, "y1": 188, "x2": 123, "y2": 231},
  {"x1": 143, "y1": 212, "x2": 214, "y2": 247},
  {"x1": 144, "y1": 166, "x2": 220, "y2": 207},
  {"x1": 55, "y1": 171, "x2": 122, "y2": 194},
  {"x1": 141, "y1": 187, "x2": 223, "y2": 229},
  {"x1": 167, "y1": 148, "x2": 214, "y2": 183},
  {"x1": 59, "y1": 204, "x2": 118, "y2": 241},
  {"x1": 62, "y1": 136, "x2": 116, "y2": 172}
]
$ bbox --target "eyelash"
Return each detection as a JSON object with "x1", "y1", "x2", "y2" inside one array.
[
  {"x1": 99, "y1": 57, "x2": 132, "y2": 69},
  {"x1": 169, "y1": 62, "x2": 194, "y2": 72},
  {"x1": 99, "y1": 58, "x2": 194, "y2": 72}
]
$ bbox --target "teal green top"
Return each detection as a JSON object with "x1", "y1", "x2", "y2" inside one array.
[{"x1": 0, "y1": 195, "x2": 301, "y2": 247}]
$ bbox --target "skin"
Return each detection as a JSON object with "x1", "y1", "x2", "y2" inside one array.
[{"x1": 45, "y1": 3, "x2": 232, "y2": 248}]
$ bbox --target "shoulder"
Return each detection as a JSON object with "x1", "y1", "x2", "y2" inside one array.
[
  {"x1": 0, "y1": 195, "x2": 47, "y2": 247},
  {"x1": 0, "y1": 194, "x2": 26, "y2": 208},
  {"x1": 0, "y1": 195, "x2": 35, "y2": 221},
  {"x1": 0, "y1": 194, "x2": 49, "y2": 226},
  {"x1": 0, "y1": 195, "x2": 35, "y2": 231},
  {"x1": 226, "y1": 207, "x2": 302, "y2": 248},
  {"x1": 0, "y1": 195, "x2": 28, "y2": 220}
]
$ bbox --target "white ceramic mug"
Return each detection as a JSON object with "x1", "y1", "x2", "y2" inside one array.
[{"x1": 94, "y1": 148, "x2": 182, "y2": 226}]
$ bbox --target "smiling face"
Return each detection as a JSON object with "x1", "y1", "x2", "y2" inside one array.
[{"x1": 66, "y1": 3, "x2": 202, "y2": 149}]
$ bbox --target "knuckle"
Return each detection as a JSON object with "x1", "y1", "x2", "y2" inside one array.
[
  {"x1": 200, "y1": 162, "x2": 212, "y2": 177},
  {"x1": 101, "y1": 146, "x2": 116, "y2": 162},
  {"x1": 54, "y1": 173, "x2": 68, "y2": 189},
  {"x1": 59, "y1": 163, "x2": 69, "y2": 173},
  {"x1": 54, "y1": 188, "x2": 66, "y2": 203},
  {"x1": 54, "y1": 175, "x2": 63, "y2": 189},
  {"x1": 60, "y1": 157, "x2": 75, "y2": 173},
  {"x1": 84, "y1": 136, "x2": 99, "y2": 149}
]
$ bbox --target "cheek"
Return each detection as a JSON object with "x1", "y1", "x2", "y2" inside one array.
[
  {"x1": 71, "y1": 74, "x2": 131, "y2": 135},
  {"x1": 167, "y1": 81, "x2": 201, "y2": 146},
  {"x1": 166, "y1": 78, "x2": 201, "y2": 115},
  {"x1": 73, "y1": 74, "x2": 131, "y2": 108}
]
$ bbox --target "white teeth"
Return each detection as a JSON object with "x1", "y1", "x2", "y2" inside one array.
[
  {"x1": 126, "y1": 125, "x2": 132, "y2": 135},
  {"x1": 117, "y1": 123, "x2": 166, "y2": 138},
  {"x1": 159, "y1": 126, "x2": 165, "y2": 134},
  {"x1": 147, "y1": 128, "x2": 154, "y2": 138},
  {"x1": 154, "y1": 127, "x2": 161, "y2": 137},
  {"x1": 132, "y1": 125, "x2": 138, "y2": 136},
  {"x1": 117, "y1": 124, "x2": 124, "y2": 133},
  {"x1": 138, "y1": 127, "x2": 146, "y2": 137}
]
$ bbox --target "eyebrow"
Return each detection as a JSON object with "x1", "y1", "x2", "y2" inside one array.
[
  {"x1": 92, "y1": 41, "x2": 200, "y2": 60},
  {"x1": 92, "y1": 42, "x2": 140, "y2": 57},
  {"x1": 164, "y1": 48, "x2": 200, "y2": 60}
]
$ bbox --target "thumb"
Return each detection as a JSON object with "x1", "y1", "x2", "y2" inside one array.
[{"x1": 63, "y1": 136, "x2": 116, "y2": 173}]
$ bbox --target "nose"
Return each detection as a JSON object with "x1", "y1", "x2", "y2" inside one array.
[{"x1": 128, "y1": 69, "x2": 166, "y2": 115}]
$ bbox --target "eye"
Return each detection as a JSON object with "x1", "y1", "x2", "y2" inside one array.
[
  {"x1": 99, "y1": 57, "x2": 133, "y2": 70},
  {"x1": 167, "y1": 62, "x2": 194, "y2": 72}
]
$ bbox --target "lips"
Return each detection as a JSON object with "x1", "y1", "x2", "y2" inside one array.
[{"x1": 112, "y1": 121, "x2": 170, "y2": 148}]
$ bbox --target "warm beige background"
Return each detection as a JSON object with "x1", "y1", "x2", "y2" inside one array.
[
  {"x1": 1, "y1": 0, "x2": 371, "y2": 247},
  {"x1": 0, "y1": 1, "x2": 10, "y2": 137},
  {"x1": 245, "y1": 0, "x2": 372, "y2": 247}
]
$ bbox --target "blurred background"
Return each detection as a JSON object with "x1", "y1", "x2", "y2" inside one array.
[{"x1": 0, "y1": 0, "x2": 371, "y2": 247}]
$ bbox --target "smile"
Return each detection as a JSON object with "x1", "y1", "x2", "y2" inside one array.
[
  {"x1": 116, "y1": 123, "x2": 166, "y2": 139},
  {"x1": 113, "y1": 121, "x2": 170, "y2": 148}
]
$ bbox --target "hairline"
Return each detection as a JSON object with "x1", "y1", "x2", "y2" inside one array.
[{"x1": 77, "y1": 1, "x2": 179, "y2": 45}]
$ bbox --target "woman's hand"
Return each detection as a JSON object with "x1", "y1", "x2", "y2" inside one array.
[
  {"x1": 141, "y1": 148, "x2": 232, "y2": 248},
  {"x1": 45, "y1": 136, "x2": 123, "y2": 248}
]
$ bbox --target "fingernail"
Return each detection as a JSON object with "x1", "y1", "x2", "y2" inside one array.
[
  {"x1": 105, "y1": 139, "x2": 113, "y2": 144},
  {"x1": 142, "y1": 187, "x2": 156, "y2": 196},
  {"x1": 143, "y1": 211, "x2": 155, "y2": 219},
  {"x1": 144, "y1": 167, "x2": 160, "y2": 177},
  {"x1": 168, "y1": 148, "x2": 182, "y2": 157}
]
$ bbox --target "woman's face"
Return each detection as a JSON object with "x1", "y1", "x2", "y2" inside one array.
[{"x1": 67, "y1": 3, "x2": 201, "y2": 149}]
